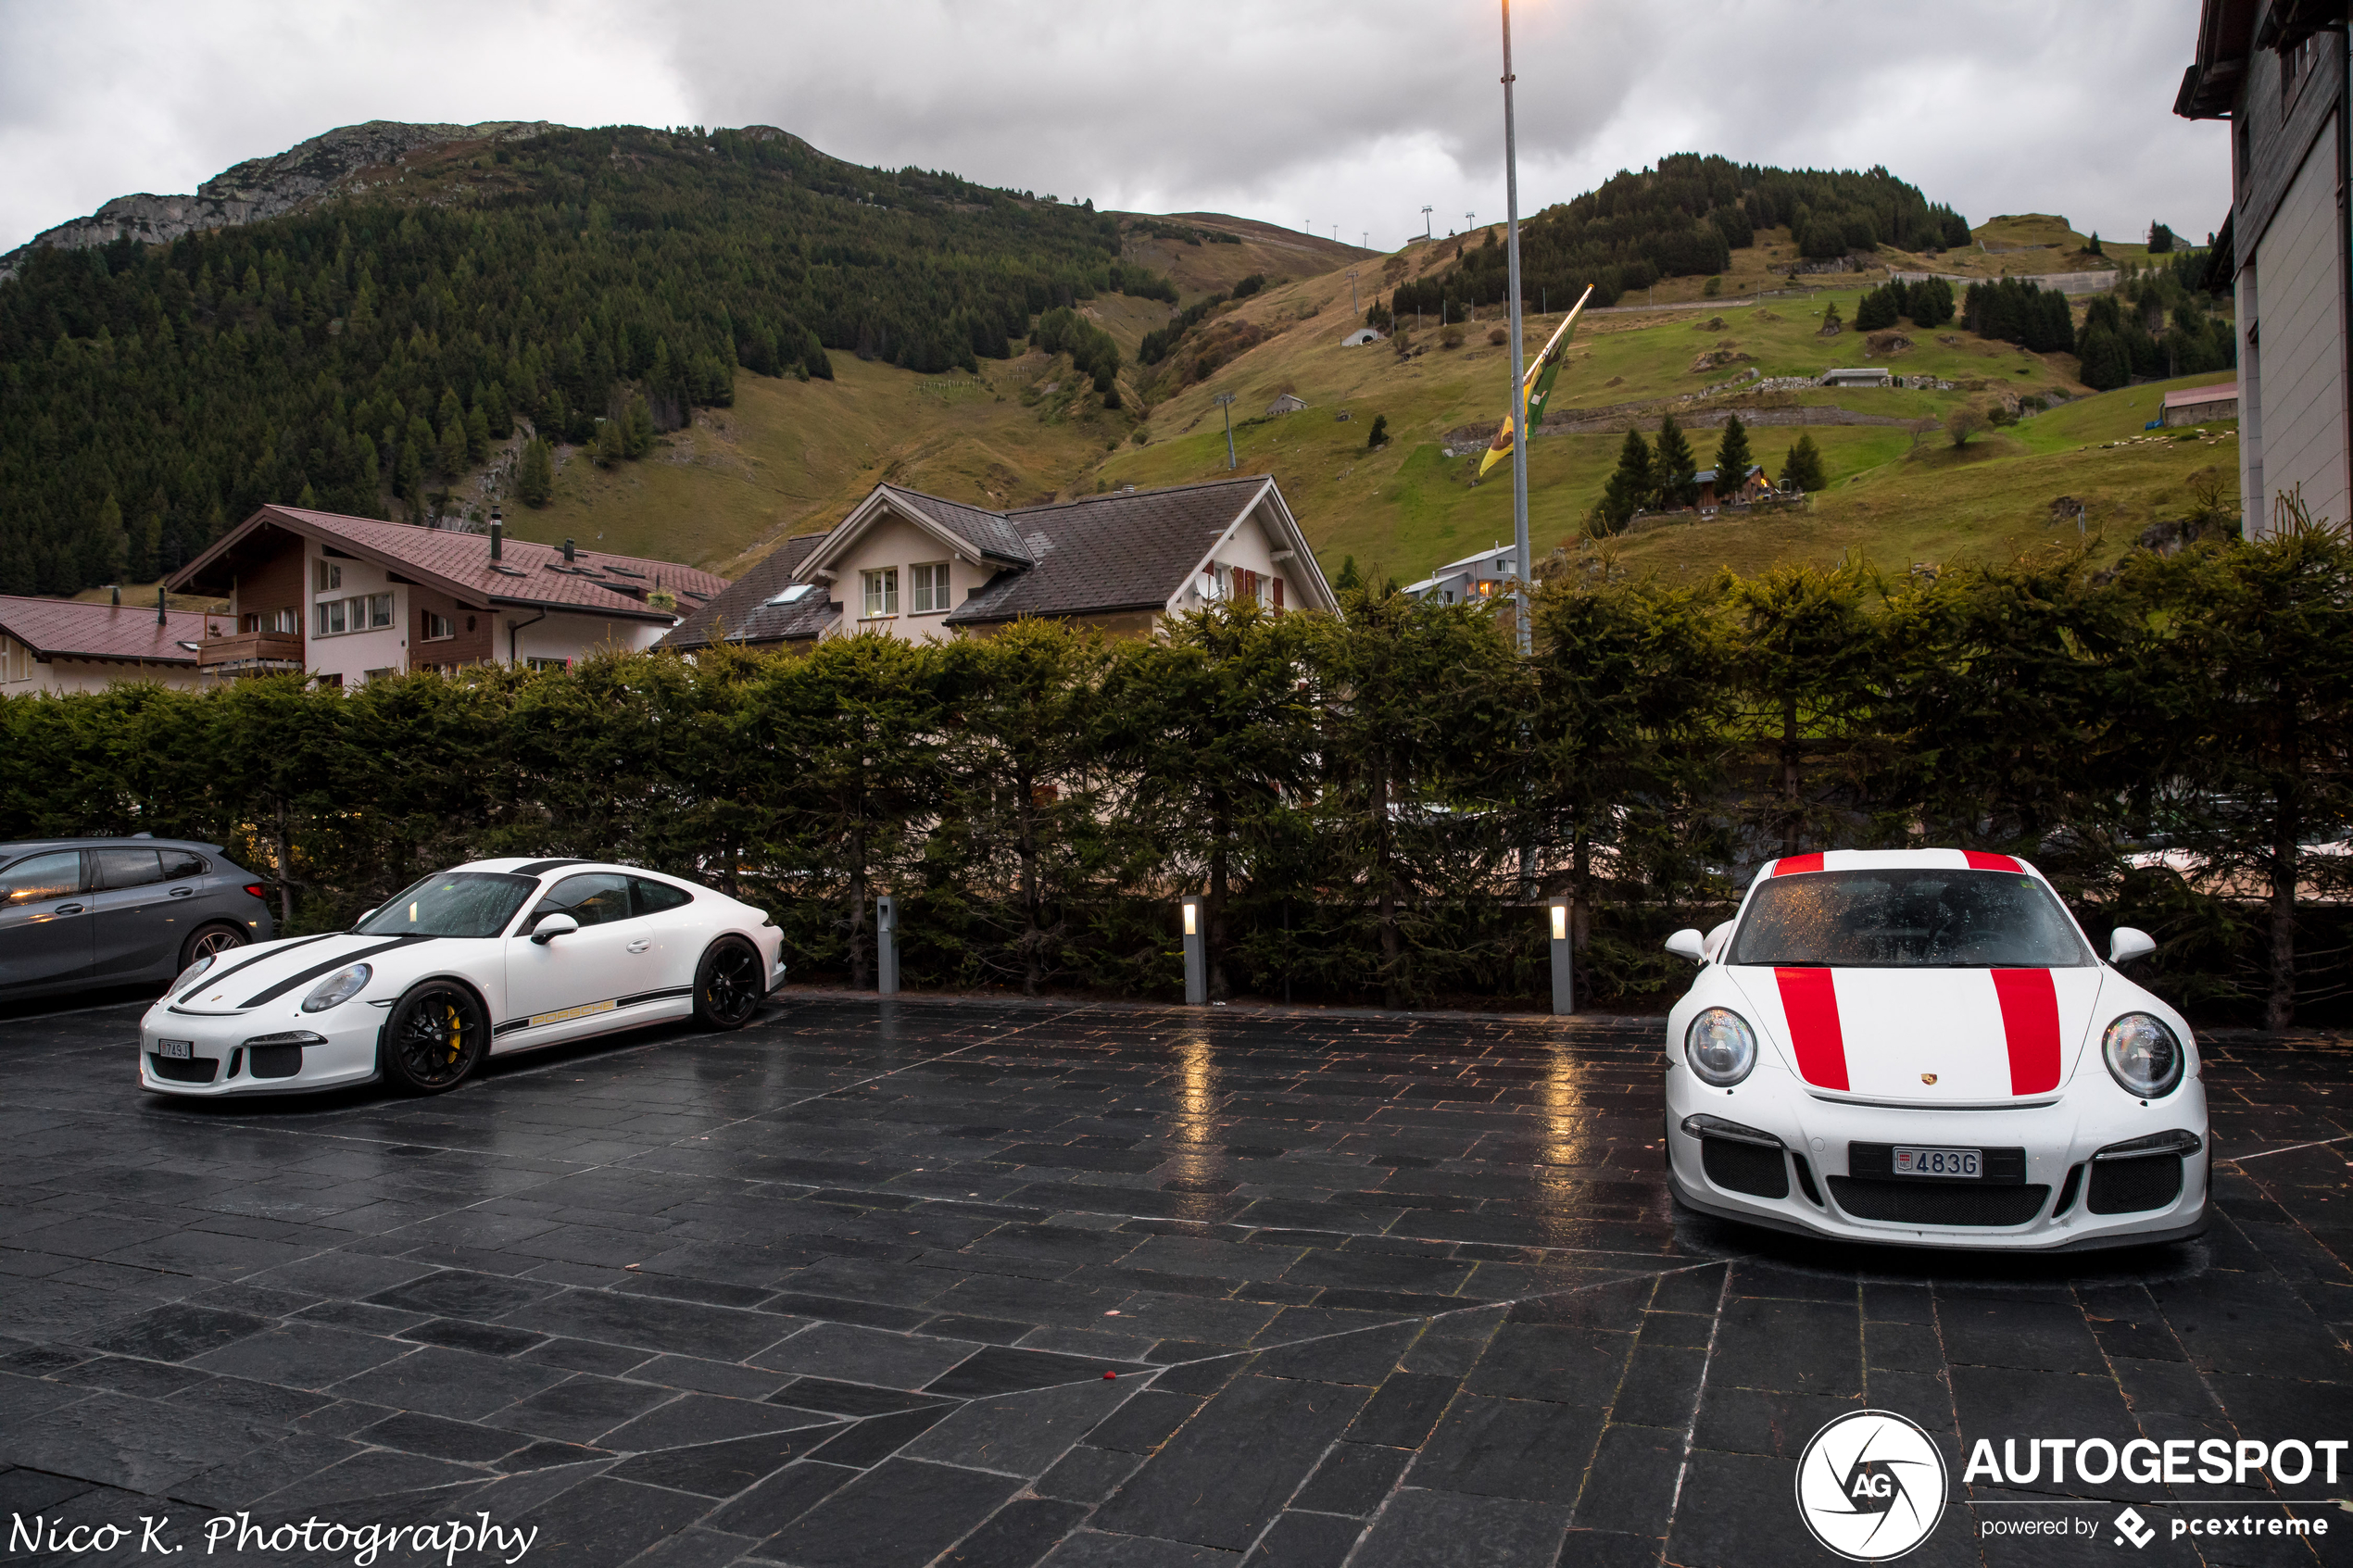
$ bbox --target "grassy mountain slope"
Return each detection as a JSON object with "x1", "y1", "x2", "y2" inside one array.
[{"x1": 503, "y1": 233, "x2": 2236, "y2": 590}]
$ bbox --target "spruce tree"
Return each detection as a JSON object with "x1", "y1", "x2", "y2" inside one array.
[
  {"x1": 1714, "y1": 414, "x2": 1754, "y2": 490},
  {"x1": 595, "y1": 419, "x2": 624, "y2": 467},
  {"x1": 1781, "y1": 433, "x2": 1828, "y2": 492},
  {"x1": 623, "y1": 394, "x2": 656, "y2": 458},
  {"x1": 1654, "y1": 414, "x2": 1698, "y2": 509},
  {"x1": 1595, "y1": 427, "x2": 1655, "y2": 532},
  {"x1": 1335, "y1": 555, "x2": 1362, "y2": 591},
  {"x1": 517, "y1": 437, "x2": 554, "y2": 507}
]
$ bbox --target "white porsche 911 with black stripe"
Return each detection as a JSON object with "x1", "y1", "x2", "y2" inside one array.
[
  {"x1": 138, "y1": 859, "x2": 786, "y2": 1097},
  {"x1": 1662, "y1": 848, "x2": 2208, "y2": 1251}
]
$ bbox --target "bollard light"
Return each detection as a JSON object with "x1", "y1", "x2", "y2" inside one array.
[
  {"x1": 1548, "y1": 897, "x2": 1574, "y2": 1016},
  {"x1": 1181, "y1": 897, "x2": 1206, "y2": 1006},
  {"x1": 875, "y1": 895, "x2": 900, "y2": 997}
]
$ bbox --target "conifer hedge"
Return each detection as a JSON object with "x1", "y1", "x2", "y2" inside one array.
[{"x1": 6, "y1": 527, "x2": 2349, "y2": 1024}]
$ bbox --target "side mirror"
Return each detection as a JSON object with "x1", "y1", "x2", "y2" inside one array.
[
  {"x1": 530, "y1": 912, "x2": 579, "y2": 947},
  {"x1": 2109, "y1": 927, "x2": 2156, "y2": 965},
  {"x1": 353, "y1": 908, "x2": 376, "y2": 928},
  {"x1": 1665, "y1": 928, "x2": 1707, "y2": 964},
  {"x1": 1703, "y1": 922, "x2": 1734, "y2": 960}
]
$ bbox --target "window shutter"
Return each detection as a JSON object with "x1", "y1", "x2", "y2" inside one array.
[{"x1": 1272, "y1": 576, "x2": 1285, "y2": 611}]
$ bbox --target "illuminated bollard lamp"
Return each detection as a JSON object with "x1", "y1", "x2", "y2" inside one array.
[
  {"x1": 1181, "y1": 897, "x2": 1206, "y2": 1007},
  {"x1": 1549, "y1": 898, "x2": 1575, "y2": 1016}
]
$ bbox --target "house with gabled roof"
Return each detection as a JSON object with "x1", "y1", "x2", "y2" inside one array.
[
  {"x1": 0, "y1": 593, "x2": 212, "y2": 694},
  {"x1": 661, "y1": 475, "x2": 1337, "y2": 653},
  {"x1": 167, "y1": 505, "x2": 729, "y2": 686}
]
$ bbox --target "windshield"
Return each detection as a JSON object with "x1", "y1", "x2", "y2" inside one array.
[
  {"x1": 1728, "y1": 869, "x2": 2093, "y2": 968},
  {"x1": 357, "y1": 872, "x2": 536, "y2": 939}
]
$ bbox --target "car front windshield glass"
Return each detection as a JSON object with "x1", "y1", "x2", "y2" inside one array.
[
  {"x1": 1728, "y1": 869, "x2": 2094, "y2": 968},
  {"x1": 357, "y1": 872, "x2": 536, "y2": 939}
]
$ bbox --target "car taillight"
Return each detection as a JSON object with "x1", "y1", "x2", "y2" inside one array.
[{"x1": 244, "y1": 884, "x2": 265, "y2": 898}]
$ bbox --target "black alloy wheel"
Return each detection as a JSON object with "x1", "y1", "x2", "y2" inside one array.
[
  {"x1": 179, "y1": 922, "x2": 249, "y2": 970},
  {"x1": 693, "y1": 937, "x2": 764, "y2": 1030},
  {"x1": 380, "y1": 981, "x2": 489, "y2": 1094}
]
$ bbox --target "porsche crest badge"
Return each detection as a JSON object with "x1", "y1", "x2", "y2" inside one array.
[{"x1": 1920, "y1": 1073, "x2": 1938, "y2": 1085}]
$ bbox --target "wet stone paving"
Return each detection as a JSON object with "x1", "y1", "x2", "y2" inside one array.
[{"x1": 0, "y1": 994, "x2": 2347, "y2": 1568}]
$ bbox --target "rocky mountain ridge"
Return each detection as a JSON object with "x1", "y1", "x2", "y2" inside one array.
[{"x1": 0, "y1": 119, "x2": 556, "y2": 279}]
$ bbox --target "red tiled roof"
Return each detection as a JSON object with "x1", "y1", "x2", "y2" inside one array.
[
  {"x1": 171, "y1": 507, "x2": 729, "y2": 621},
  {"x1": 0, "y1": 595, "x2": 210, "y2": 665},
  {"x1": 2160, "y1": 382, "x2": 2237, "y2": 408}
]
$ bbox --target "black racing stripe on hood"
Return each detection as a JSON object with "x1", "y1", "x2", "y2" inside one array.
[
  {"x1": 176, "y1": 931, "x2": 341, "y2": 1004},
  {"x1": 240, "y1": 936, "x2": 434, "y2": 1009},
  {"x1": 511, "y1": 859, "x2": 595, "y2": 878}
]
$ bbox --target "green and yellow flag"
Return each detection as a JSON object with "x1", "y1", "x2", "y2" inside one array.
[{"x1": 1479, "y1": 283, "x2": 1594, "y2": 482}]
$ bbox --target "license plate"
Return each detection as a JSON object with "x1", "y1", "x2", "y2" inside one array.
[
  {"x1": 1894, "y1": 1145, "x2": 1980, "y2": 1178},
  {"x1": 157, "y1": 1039, "x2": 193, "y2": 1060}
]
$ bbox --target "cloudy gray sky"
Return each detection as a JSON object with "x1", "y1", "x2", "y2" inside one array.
[{"x1": 0, "y1": 0, "x2": 2226, "y2": 256}]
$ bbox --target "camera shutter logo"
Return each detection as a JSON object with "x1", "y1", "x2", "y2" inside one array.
[{"x1": 1794, "y1": 1409, "x2": 1948, "y2": 1561}]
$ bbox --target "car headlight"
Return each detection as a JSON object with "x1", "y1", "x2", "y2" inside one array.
[
  {"x1": 170, "y1": 953, "x2": 219, "y2": 995},
  {"x1": 1685, "y1": 1008, "x2": 1757, "y2": 1086},
  {"x1": 300, "y1": 963, "x2": 372, "y2": 1013},
  {"x1": 2102, "y1": 1012, "x2": 2183, "y2": 1098}
]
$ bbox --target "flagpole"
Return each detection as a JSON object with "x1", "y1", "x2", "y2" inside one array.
[{"x1": 1501, "y1": 0, "x2": 1529, "y2": 656}]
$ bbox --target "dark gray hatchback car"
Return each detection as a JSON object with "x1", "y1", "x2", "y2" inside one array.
[{"x1": 0, "y1": 837, "x2": 276, "y2": 1002}]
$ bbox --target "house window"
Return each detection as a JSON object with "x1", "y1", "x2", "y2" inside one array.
[
  {"x1": 2, "y1": 636, "x2": 29, "y2": 682},
  {"x1": 314, "y1": 595, "x2": 393, "y2": 637},
  {"x1": 313, "y1": 560, "x2": 341, "y2": 593},
  {"x1": 269, "y1": 608, "x2": 298, "y2": 634},
  {"x1": 525, "y1": 657, "x2": 570, "y2": 671},
  {"x1": 422, "y1": 611, "x2": 455, "y2": 641},
  {"x1": 862, "y1": 568, "x2": 899, "y2": 618},
  {"x1": 910, "y1": 562, "x2": 951, "y2": 614},
  {"x1": 362, "y1": 668, "x2": 396, "y2": 684}
]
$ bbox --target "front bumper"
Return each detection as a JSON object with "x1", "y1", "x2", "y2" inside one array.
[
  {"x1": 1664, "y1": 1071, "x2": 2209, "y2": 1251},
  {"x1": 138, "y1": 1000, "x2": 386, "y2": 1098}
]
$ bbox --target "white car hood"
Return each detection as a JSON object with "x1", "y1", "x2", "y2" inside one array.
[
  {"x1": 166, "y1": 931, "x2": 434, "y2": 1016},
  {"x1": 1723, "y1": 963, "x2": 2108, "y2": 1105}
]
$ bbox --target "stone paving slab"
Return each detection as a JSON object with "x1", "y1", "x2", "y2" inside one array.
[{"x1": 0, "y1": 997, "x2": 2345, "y2": 1566}]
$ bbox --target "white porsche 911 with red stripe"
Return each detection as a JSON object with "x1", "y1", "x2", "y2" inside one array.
[
  {"x1": 1662, "y1": 848, "x2": 2207, "y2": 1250},
  {"x1": 138, "y1": 859, "x2": 786, "y2": 1098}
]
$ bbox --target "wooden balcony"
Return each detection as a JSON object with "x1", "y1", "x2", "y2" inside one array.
[{"x1": 197, "y1": 630, "x2": 305, "y2": 675}]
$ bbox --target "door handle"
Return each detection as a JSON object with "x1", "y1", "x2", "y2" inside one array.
[
  {"x1": 170, "y1": 887, "x2": 195, "y2": 897},
  {"x1": 54, "y1": 904, "x2": 83, "y2": 915},
  {"x1": 626, "y1": 939, "x2": 651, "y2": 953}
]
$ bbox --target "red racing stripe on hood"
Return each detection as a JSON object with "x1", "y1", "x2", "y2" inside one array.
[
  {"x1": 1963, "y1": 851, "x2": 2023, "y2": 872},
  {"x1": 1990, "y1": 969, "x2": 2062, "y2": 1094},
  {"x1": 1774, "y1": 853, "x2": 1825, "y2": 876},
  {"x1": 1774, "y1": 967, "x2": 1848, "y2": 1089}
]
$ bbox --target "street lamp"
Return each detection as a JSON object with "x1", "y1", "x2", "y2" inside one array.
[
  {"x1": 1501, "y1": 0, "x2": 1530, "y2": 655},
  {"x1": 1213, "y1": 393, "x2": 1238, "y2": 470}
]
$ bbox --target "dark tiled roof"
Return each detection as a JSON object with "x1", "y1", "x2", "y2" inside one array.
[
  {"x1": 879, "y1": 486, "x2": 1033, "y2": 565},
  {"x1": 948, "y1": 478, "x2": 1267, "y2": 624},
  {"x1": 0, "y1": 595, "x2": 210, "y2": 664},
  {"x1": 173, "y1": 507, "x2": 728, "y2": 621},
  {"x1": 659, "y1": 534, "x2": 834, "y2": 650}
]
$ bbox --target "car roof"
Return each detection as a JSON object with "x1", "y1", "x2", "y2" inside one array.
[
  {"x1": 1750, "y1": 848, "x2": 2048, "y2": 884},
  {"x1": 456, "y1": 857, "x2": 672, "y2": 879},
  {"x1": 0, "y1": 836, "x2": 225, "y2": 859}
]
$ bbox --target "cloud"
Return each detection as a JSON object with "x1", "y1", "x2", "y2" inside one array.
[{"x1": 0, "y1": 0, "x2": 2225, "y2": 257}]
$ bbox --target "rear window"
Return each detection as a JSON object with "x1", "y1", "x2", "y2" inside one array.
[{"x1": 1728, "y1": 869, "x2": 2093, "y2": 968}]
